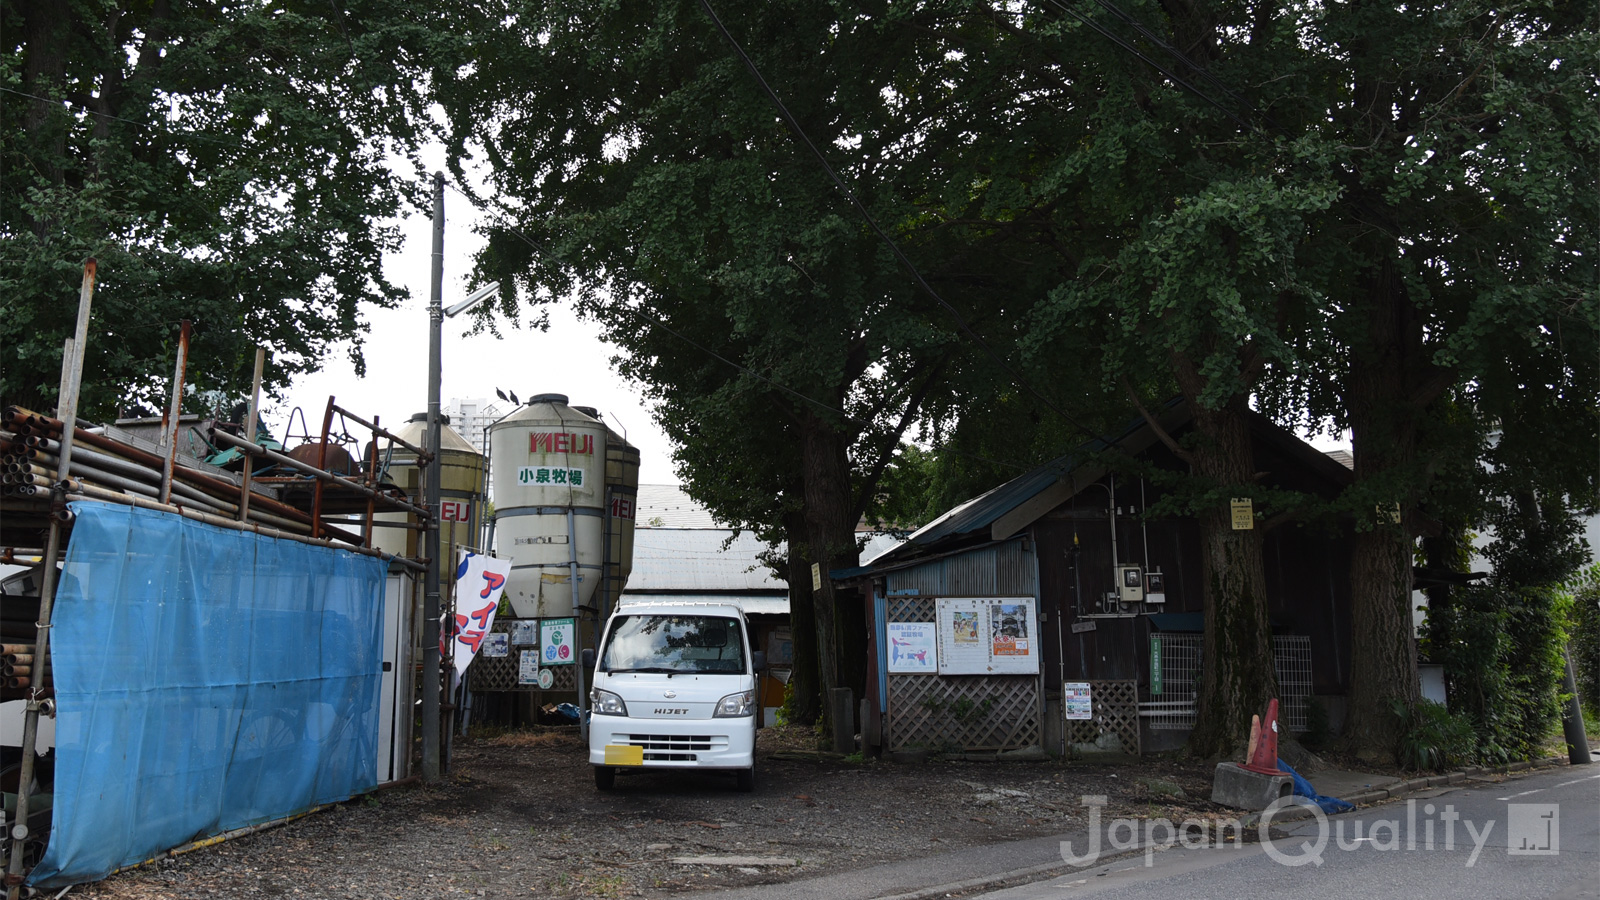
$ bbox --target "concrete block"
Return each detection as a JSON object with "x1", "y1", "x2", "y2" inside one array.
[{"x1": 1211, "y1": 762, "x2": 1293, "y2": 811}]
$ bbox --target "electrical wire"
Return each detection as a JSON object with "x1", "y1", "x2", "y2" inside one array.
[
  {"x1": 1081, "y1": 0, "x2": 1266, "y2": 128},
  {"x1": 1032, "y1": 0, "x2": 1255, "y2": 130}
]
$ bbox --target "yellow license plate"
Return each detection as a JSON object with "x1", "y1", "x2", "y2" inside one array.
[{"x1": 604, "y1": 744, "x2": 644, "y2": 766}]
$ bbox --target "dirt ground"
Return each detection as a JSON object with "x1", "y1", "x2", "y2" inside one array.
[{"x1": 74, "y1": 727, "x2": 1223, "y2": 900}]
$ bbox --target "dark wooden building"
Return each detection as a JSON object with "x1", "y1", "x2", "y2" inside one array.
[{"x1": 835, "y1": 402, "x2": 1357, "y2": 756}]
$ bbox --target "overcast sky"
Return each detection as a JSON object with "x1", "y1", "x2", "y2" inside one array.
[{"x1": 273, "y1": 174, "x2": 684, "y2": 485}]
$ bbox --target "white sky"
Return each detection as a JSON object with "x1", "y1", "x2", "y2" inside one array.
[{"x1": 272, "y1": 174, "x2": 684, "y2": 485}]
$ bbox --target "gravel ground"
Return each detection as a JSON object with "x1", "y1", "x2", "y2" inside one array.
[{"x1": 73, "y1": 727, "x2": 1222, "y2": 900}]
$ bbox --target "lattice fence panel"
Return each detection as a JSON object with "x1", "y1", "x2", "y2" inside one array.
[
  {"x1": 886, "y1": 595, "x2": 934, "y2": 623},
  {"x1": 466, "y1": 619, "x2": 577, "y2": 694},
  {"x1": 1065, "y1": 680, "x2": 1141, "y2": 755},
  {"x1": 888, "y1": 674, "x2": 1039, "y2": 752}
]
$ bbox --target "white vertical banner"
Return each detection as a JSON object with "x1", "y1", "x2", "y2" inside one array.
[{"x1": 444, "y1": 549, "x2": 513, "y2": 685}]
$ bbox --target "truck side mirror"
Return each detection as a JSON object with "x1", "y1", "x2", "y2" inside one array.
[
  {"x1": 581, "y1": 648, "x2": 595, "y2": 669},
  {"x1": 751, "y1": 650, "x2": 766, "y2": 672}
]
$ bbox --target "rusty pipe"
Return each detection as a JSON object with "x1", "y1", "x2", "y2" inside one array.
[
  {"x1": 209, "y1": 429, "x2": 432, "y2": 519},
  {"x1": 18, "y1": 414, "x2": 326, "y2": 529},
  {"x1": 331, "y1": 403, "x2": 433, "y2": 463},
  {"x1": 59, "y1": 483, "x2": 397, "y2": 563}
]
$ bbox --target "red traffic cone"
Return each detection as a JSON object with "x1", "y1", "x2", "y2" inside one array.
[{"x1": 1240, "y1": 698, "x2": 1286, "y2": 775}]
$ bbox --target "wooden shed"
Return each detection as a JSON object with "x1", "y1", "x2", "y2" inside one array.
[{"x1": 835, "y1": 402, "x2": 1357, "y2": 756}]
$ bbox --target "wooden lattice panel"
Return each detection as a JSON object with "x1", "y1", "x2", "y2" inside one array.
[
  {"x1": 887, "y1": 674, "x2": 1040, "y2": 752},
  {"x1": 886, "y1": 595, "x2": 933, "y2": 623},
  {"x1": 466, "y1": 620, "x2": 577, "y2": 694},
  {"x1": 1064, "y1": 679, "x2": 1140, "y2": 755}
]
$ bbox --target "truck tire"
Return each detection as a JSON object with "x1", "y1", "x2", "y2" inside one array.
[
  {"x1": 734, "y1": 765, "x2": 755, "y2": 793},
  {"x1": 594, "y1": 766, "x2": 616, "y2": 791}
]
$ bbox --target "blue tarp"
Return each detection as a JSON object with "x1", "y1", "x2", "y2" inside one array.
[
  {"x1": 29, "y1": 501, "x2": 388, "y2": 888},
  {"x1": 1279, "y1": 760, "x2": 1356, "y2": 814}
]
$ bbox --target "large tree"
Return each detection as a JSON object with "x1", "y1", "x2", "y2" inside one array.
[
  {"x1": 1256, "y1": 0, "x2": 1598, "y2": 755},
  {"x1": 2, "y1": 0, "x2": 463, "y2": 419}
]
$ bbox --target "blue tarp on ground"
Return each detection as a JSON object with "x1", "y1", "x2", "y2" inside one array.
[
  {"x1": 29, "y1": 501, "x2": 388, "y2": 888},
  {"x1": 1279, "y1": 760, "x2": 1356, "y2": 814}
]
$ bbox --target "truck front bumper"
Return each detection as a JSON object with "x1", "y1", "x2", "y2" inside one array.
[{"x1": 589, "y1": 715, "x2": 755, "y2": 770}]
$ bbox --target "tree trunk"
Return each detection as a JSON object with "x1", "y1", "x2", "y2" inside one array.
[
  {"x1": 800, "y1": 412, "x2": 861, "y2": 722},
  {"x1": 783, "y1": 507, "x2": 821, "y2": 726},
  {"x1": 1180, "y1": 395, "x2": 1279, "y2": 759},
  {"x1": 1342, "y1": 255, "x2": 1425, "y2": 759}
]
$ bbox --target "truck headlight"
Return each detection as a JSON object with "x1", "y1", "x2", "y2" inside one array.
[
  {"x1": 713, "y1": 690, "x2": 755, "y2": 718},
  {"x1": 591, "y1": 688, "x2": 628, "y2": 716}
]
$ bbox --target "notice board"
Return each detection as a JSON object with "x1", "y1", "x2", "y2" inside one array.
[{"x1": 935, "y1": 597, "x2": 1039, "y2": 675}]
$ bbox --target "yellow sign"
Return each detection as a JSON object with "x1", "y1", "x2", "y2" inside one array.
[
  {"x1": 603, "y1": 744, "x2": 644, "y2": 766},
  {"x1": 1230, "y1": 498, "x2": 1254, "y2": 530}
]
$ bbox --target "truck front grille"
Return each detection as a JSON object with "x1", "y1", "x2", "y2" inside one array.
[{"x1": 624, "y1": 734, "x2": 727, "y2": 761}]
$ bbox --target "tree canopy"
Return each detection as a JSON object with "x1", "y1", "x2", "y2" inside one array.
[{"x1": 2, "y1": 0, "x2": 465, "y2": 420}]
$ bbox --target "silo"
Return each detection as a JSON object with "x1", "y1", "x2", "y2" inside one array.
[
  {"x1": 490, "y1": 394, "x2": 607, "y2": 618},
  {"x1": 571, "y1": 406, "x2": 640, "y2": 617},
  {"x1": 601, "y1": 429, "x2": 640, "y2": 617},
  {"x1": 368, "y1": 413, "x2": 485, "y2": 567}
]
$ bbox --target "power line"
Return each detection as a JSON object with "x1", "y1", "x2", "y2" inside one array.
[
  {"x1": 694, "y1": 0, "x2": 1108, "y2": 445},
  {"x1": 0, "y1": 86, "x2": 272, "y2": 151},
  {"x1": 1032, "y1": 0, "x2": 1255, "y2": 130}
]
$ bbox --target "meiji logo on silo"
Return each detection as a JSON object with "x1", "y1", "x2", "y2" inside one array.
[{"x1": 529, "y1": 432, "x2": 595, "y2": 455}]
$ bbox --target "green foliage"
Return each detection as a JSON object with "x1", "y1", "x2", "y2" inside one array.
[
  {"x1": 1563, "y1": 566, "x2": 1600, "y2": 723},
  {"x1": 1, "y1": 0, "x2": 466, "y2": 419},
  {"x1": 1391, "y1": 699, "x2": 1477, "y2": 773}
]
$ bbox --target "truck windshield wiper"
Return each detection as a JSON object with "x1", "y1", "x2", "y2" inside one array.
[{"x1": 605, "y1": 666, "x2": 681, "y2": 675}]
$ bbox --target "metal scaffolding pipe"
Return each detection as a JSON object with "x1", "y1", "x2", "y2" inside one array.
[
  {"x1": 209, "y1": 429, "x2": 432, "y2": 519},
  {"x1": 330, "y1": 403, "x2": 433, "y2": 463},
  {"x1": 60, "y1": 485, "x2": 426, "y2": 572},
  {"x1": 9, "y1": 409, "x2": 328, "y2": 530}
]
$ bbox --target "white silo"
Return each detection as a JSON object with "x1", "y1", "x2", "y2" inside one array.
[
  {"x1": 490, "y1": 394, "x2": 608, "y2": 618},
  {"x1": 368, "y1": 413, "x2": 484, "y2": 565}
]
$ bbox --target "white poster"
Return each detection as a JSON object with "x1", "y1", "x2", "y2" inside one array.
[
  {"x1": 886, "y1": 622, "x2": 937, "y2": 673},
  {"x1": 1064, "y1": 682, "x2": 1093, "y2": 720},
  {"x1": 936, "y1": 597, "x2": 1039, "y2": 675},
  {"x1": 483, "y1": 632, "x2": 509, "y2": 659},
  {"x1": 518, "y1": 650, "x2": 540, "y2": 685},
  {"x1": 511, "y1": 620, "x2": 538, "y2": 646},
  {"x1": 445, "y1": 550, "x2": 513, "y2": 685}
]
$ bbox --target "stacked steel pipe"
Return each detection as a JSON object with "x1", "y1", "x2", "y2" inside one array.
[{"x1": 3, "y1": 405, "x2": 354, "y2": 542}]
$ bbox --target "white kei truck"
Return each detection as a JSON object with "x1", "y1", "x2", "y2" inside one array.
[{"x1": 584, "y1": 601, "x2": 765, "y2": 791}]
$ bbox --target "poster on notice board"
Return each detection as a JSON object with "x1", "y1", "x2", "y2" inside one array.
[
  {"x1": 886, "y1": 622, "x2": 937, "y2": 673},
  {"x1": 935, "y1": 597, "x2": 1038, "y2": 675}
]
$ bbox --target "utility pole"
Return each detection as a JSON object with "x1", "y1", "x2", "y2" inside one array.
[{"x1": 422, "y1": 172, "x2": 445, "y2": 781}]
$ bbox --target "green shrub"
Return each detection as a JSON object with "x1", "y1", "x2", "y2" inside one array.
[
  {"x1": 1567, "y1": 565, "x2": 1600, "y2": 723},
  {"x1": 1392, "y1": 699, "x2": 1476, "y2": 772}
]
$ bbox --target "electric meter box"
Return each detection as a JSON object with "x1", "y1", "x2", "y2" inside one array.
[
  {"x1": 1144, "y1": 570, "x2": 1167, "y2": 604},
  {"x1": 1116, "y1": 564, "x2": 1145, "y2": 605}
]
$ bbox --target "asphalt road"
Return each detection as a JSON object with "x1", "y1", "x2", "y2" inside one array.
[{"x1": 979, "y1": 765, "x2": 1600, "y2": 900}]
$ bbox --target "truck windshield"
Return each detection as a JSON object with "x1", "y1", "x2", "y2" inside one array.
[{"x1": 599, "y1": 615, "x2": 747, "y2": 674}]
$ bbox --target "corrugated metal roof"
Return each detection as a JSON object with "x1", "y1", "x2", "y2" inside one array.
[
  {"x1": 635, "y1": 484, "x2": 722, "y2": 528},
  {"x1": 886, "y1": 407, "x2": 1173, "y2": 558},
  {"x1": 627, "y1": 528, "x2": 782, "y2": 591}
]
